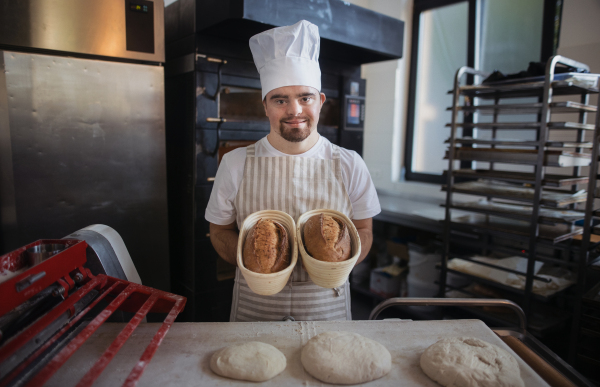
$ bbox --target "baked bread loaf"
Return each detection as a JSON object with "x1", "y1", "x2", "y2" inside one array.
[
  {"x1": 303, "y1": 214, "x2": 351, "y2": 262},
  {"x1": 243, "y1": 218, "x2": 290, "y2": 274}
]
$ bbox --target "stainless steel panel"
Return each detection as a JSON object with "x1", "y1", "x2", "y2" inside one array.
[
  {"x1": 0, "y1": 0, "x2": 165, "y2": 63},
  {"x1": 0, "y1": 53, "x2": 17, "y2": 252},
  {"x1": 1, "y1": 50, "x2": 169, "y2": 291}
]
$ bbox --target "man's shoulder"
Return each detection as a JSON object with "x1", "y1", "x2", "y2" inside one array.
[
  {"x1": 223, "y1": 146, "x2": 248, "y2": 159},
  {"x1": 334, "y1": 144, "x2": 364, "y2": 168},
  {"x1": 220, "y1": 146, "x2": 248, "y2": 172}
]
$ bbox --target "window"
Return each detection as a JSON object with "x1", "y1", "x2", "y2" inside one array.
[{"x1": 404, "y1": 0, "x2": 560, "y2": 183}]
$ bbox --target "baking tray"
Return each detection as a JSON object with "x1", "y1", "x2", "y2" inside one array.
[
  {"x1": 447, "y1": 200, "x2": 585, "y2": 224},
  {"x1": 449, "y1": 101, "x2": 597, "y2": 115},
  {"x1": 444, "y1": 181, "x2": 588, "y2": 207},
  {"x1": 446, "y1": 122, "x2": 595, "y2": 130},
  {"x1": 452, "y1": 73, "x2": 600, "y2": 99},
  {"x1": 451, "y1": 138, "x2": 593, "y2": 149},
  {"x1": 447, "y1": 215, "x2": 583, "y2": 244},
  {"x1": 452, "y1": 169, "x2": 589, "y2": 187},
  {"x1": 448, "y1": 148, "x2": 591, "y2": 167},
  {"x1": 46, "y1": 320, "x2": 550, "y2": 387}
]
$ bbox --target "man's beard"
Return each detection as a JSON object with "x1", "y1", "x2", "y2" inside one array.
[{"x1": 279, "y1": 117, "x2": 313, "y2": 143}]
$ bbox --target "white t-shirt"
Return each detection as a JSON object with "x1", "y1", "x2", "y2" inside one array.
[{"x1": 205, "y1": 135, "x2": 381, "y2": 225}]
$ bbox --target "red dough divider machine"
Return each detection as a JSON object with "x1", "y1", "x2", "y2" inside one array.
[{"x1": 0, "y1": 225, "x2": 186, "y2": 387}]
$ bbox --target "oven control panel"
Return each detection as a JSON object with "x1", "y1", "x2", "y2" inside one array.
[{"x1": 343, "y1": 95, "x2": 365, "y2": 131}]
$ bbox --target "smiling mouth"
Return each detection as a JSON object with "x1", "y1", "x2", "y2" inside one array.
[{"x1": 283, "y1": 119, "x2": 307, "y2": 125}]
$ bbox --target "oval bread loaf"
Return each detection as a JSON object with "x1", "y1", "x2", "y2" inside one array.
[
  {"x1": 303, "y1": 213, "x2": 351, "y2": 262},
  {"x1": 243, "y1": 218, "x2": 290, "y2": 274}
]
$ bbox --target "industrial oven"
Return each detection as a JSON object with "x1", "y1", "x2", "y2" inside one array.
[{"x1": 164, "y1": 0, "x2": 405, "y2": 322}]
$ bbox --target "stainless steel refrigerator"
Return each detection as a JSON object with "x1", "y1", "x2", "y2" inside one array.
[{"x1": 0, "y1": 0, "x2": 170, "y2": 291}]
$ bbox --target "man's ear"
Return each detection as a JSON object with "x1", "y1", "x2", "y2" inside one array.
[
  {"x1": 320, "y1": 93, "x2": 326, "y2": 105},
  {"x1": 263, "y1": 98, "x2": 268, "y2": 116}
]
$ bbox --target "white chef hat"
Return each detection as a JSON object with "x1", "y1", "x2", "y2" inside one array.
[{"x1": 249, "y1": 20, "x2": 321, "y2": 100}]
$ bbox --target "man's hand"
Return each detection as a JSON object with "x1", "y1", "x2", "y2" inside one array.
[
  {"x1": 209, "y1": 222, "x2": 239, "y2": 266},
  {"x1": 351, "y1": 218, "x2": 373, "y2": 266}
]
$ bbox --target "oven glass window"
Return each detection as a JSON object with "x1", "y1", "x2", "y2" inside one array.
[
  {"x1": 219, "y1": 86, "x2": 268, "y2": 122},
  {"x1": 319, "y1": 97, "x2": 339, "y2": 128}
]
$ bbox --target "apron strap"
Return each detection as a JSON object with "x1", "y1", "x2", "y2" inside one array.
[
  {"x1": 331, "y1": 144, "x2": 343, "y2": 180},
  {"x1": 246, "y1": 143, "x2": 256, "y2": 157},
  {"x1": 331, "y1": 144, "x2": 341, "y2": 160}
]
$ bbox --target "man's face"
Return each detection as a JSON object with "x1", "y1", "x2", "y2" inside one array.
[{"x1": 263, "y1": 85, "x2": 326, "y2": 143}]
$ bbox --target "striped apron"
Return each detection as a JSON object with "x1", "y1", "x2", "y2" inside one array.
[{"x1": 230, "y1": 142, "x2": 354, "y2": 322}]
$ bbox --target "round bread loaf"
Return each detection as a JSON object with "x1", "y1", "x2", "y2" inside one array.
[
  {"x1": 303, "y1": 213, "x2": 351, "y2": 262},
  {"x1": 243, "y1": 218, "x2": 290, "y2": 274}
]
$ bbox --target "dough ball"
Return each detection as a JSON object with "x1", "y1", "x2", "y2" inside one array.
[
  {"x1": 210, "y1": 341, "x2": 286, "y2": 382},
  {"x1": 420, "y1": 337, "x2": 524, "y2": 387},
  {"x1": 303, "y1": 213, "x2": 351, "y2": 262},
  {"x1": 301, "y1": 331, "x2": 391, "y2": 384}
]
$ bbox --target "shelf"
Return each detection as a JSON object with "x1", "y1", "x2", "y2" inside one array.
[
  {"x1": 448, "y1": 122, "x2": 540, "y2": 129},
  {"x1": 448, "y1": 215, "x2": 583, "y2": 243},
  {"x1": 447, "y1": 121, "x2": 595, "y2": 130},
  {"x1": 452, "y1": 73, "x2": 600, "y2": 99},
  {"x1": 549, "y1": 122, "x2": 596, "y2": 130},
  {"x1": 449, "y1": 101, "x2": 597, "y2": 115},
  {"x1": 582, "y1": 281, "x2": 600, "y2": 309},
  {"x1": 447, "y1": 230, "x2": 596, "y2": 266},
  {"x1": 451, "y1": 138, "x2": 593, "y2": 149},
  {"x1": 444, "y1": 180, "x2": 588, "y2": 207},
  {"x1": 449, "y1": 148, "x2": 591, "y2": 167},
  {"x1": 445, "y1": 255, "x2": 552, "y2": 283},
  {"x1": 447, "y1": 200, "x2": 584, "y2": 224},
  {"x1": 444, "y1": 268, "x2": 570, "y2": 302},
  {"x1": 452, "y1": 169, "x2": 589, "y2": 187}
]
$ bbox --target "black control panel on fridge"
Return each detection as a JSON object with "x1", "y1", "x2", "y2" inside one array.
[{"x1": 126, "y1": 0, "x2": 155, "y2": 53}]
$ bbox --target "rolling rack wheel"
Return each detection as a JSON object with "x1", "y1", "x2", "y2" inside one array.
[{"x1": 369, "y1": 298, "x2": 594, "y2": 387}]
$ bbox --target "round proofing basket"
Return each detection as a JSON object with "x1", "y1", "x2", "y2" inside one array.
[
  {"x1": 237, "y1": 210, "x2": 298, "y2": 295},
  {"x1": 296, "y1": 209, "x2": 361, "y2": 288}
]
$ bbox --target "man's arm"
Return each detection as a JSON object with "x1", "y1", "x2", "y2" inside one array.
[
  {"x1": 209, "y1": 222, "x2": 239, "y2": 266},
  {"x1": 351, "y1": 218, "x2": 373, "y2": 266}
]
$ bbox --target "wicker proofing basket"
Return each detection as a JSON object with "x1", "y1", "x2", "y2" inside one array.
[
  {"x1": 296, "y1": 209, "x2": 361, "y2": 288},
  {"x1": 237, "y1": 210, "x2": 298, "y2": 295}
]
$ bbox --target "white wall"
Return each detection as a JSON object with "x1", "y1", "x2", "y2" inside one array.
[
  {"x1": 558, "y1": 0, "x2": 600, "y2": 74},
  {"x1": 344, "y1": 0, "x2": 414, "y2": 194}
]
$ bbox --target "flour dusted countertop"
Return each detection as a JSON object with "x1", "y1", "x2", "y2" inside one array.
[{"x1": 48, "y1": 320, "x2": 549, "y2": 386}]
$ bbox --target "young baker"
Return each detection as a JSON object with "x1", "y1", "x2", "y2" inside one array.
[{"x1": 205, "y1": 20, "x2": 380, "y2": 322}]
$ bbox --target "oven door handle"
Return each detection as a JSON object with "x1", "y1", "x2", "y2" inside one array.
[{"x1": 204, "y1": 118, "x2": 226, "y2": 158}]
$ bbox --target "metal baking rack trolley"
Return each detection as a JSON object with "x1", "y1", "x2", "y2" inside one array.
[
  {"x1": 441, "y1": 55, "x2": 600, "y2": 381},
  {"x1": 0, "y1": 239, "x2": 186, "y2": 387}
]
